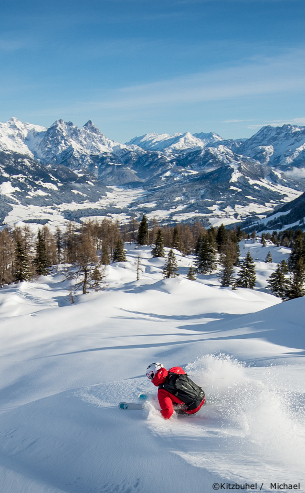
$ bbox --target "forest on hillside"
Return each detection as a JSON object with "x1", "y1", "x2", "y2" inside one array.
[{"x1": 1, "y1": 215, "x2": 305, "y2": 301}]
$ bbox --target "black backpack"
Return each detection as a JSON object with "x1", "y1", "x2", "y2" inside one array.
[{"x1": 159, "y1": 372, "x2": 205, "y2": 411}]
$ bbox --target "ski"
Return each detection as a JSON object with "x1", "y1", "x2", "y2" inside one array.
[
  {"x1": 119, "y1": 393, "x2": 155, "y2": 410},
  {"x1": 119, "y1": 402, "x2": 145, "y2": 410},
  {"x1": 138, "y1": 393, "x2": 149, "y2": 400}
]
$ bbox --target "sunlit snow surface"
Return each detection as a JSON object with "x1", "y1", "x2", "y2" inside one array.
[{"x1": 0, "y1": 241, "x2": 304, "y2": 493}]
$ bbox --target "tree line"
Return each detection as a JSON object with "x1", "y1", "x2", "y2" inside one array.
[
  {"x1": 1, "y1": 215, "x2": 305, "y2": 301},
  {"x1": 266, "y1": 229, "x2": 305, "y2": 300}
]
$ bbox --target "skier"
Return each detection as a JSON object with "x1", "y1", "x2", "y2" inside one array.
[{"x1": 146, "y1": 362, "x2": 205, "y2": 419}]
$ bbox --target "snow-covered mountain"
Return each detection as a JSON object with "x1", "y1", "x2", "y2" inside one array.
[
  {"x1": 238, "y1": 124, "x2": 305, "y2": 168},
  {"x1": 0, "y1": 117, "x2": 46, "y2": 157},
  {"x1": 2, "y1": 118, "x2": 305, "y2": 171},
  {"x1": 126, "y1": 131, "x2": 222, "y2": 153},
  {"x1": 1, "y1": 118, "x2": 305, "y2": 229},
  {"x1": 0, "y1": 117, "x2": 139, "y2": 168},
  {"x1": 0, "y1": 150, "x2": 107, "y2": 226}
]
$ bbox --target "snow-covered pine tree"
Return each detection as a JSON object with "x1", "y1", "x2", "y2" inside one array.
[
  {"x1": 265, "y1": 251, "x2": 273, "y2": 263},
  {"x1": 163, "y1": 249, "x2": 179, "y2": 278},
  {"x1": 112, "y1": 238, "x2": 126, "y2": 262},
  {"x1": 151, "y1": 229, "x2": 165, "y2": 257},
  {"x1": 267, "y1": 259, "x2": 289, "y2": 299},
  {"x1": 235, "y1": 251, "x2": 256, "y2": 289},
  {"x1": 137, "y1": 214, "x2": 149, "y2": 246}
]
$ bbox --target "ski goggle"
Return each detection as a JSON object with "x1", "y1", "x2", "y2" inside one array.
[{"x1": 146, "y1": 369, "x2": 155, "y2": 380}]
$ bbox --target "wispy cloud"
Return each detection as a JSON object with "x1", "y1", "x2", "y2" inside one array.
[
  {"x1": 248, "y1": 117, "x2": 305, "y2": 129},
  {"x1": 88, "y1": 48, "x2": 305, "y2": 110},
  {"x1": 223, "y1": 119, "x2": 255, "y2": 123},
  {"x1": 0, "y1": 39, "x2": 26, "y2": 51},
  {"x1": 75, "y1": 38, "x2": 163, "y2": 59}
]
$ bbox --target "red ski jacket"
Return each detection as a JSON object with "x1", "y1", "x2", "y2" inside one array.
[{"x1": 151, "y1": 366, "x2": 205, "y2": 419}]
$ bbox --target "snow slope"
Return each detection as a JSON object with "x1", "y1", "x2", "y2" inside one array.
[{"x1": 0, "y1": 242, "x2": 304, "y2": 493}]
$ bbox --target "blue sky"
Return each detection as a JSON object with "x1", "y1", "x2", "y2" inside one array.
[{"x1": 1, "y1": 0, "x2": 305, "y2": 142}]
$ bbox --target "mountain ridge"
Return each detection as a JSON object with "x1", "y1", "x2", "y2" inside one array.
[{"x1": 1, "y1": 118, "x2": 305, "y2": 230}]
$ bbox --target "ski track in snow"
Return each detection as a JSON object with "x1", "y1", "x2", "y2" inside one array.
[{"x1": 0, "y1": 241, "x2": 304, "y2": 492}]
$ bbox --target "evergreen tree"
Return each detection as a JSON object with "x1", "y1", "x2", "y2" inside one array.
[
  {"x1": 279, "y1": 258, "x2": 289, "y2": 274},
  {"x1": 267, "y1": 259, "x2": 289, "y2": 299},
  {"x1": 163, "y1": 249, "x2": 179, "y2": 278},
  {"x1": 137, "y1": 214, "x2": 149, "y2": 245},
  {"x1": 195, "y1": 234, "x2": 217, "y2": 274},
  {"x1": 34, "y1": 229, "x2": 50, "y2": 276},
  {"x1": 288, "y1": 232, "x2": 305, "y2": 272},
  {"x1": 0, "y1": 228, "x2": 15, "y2": 286},
  {"x1": 208, "y1": 226, "x2": 216, "y2": 242},
  {"x1": 101, "y1": 242, "x2": 110, "y2": 265},
  {"x1": 265, "y1": 251, "x2": 273, "y2": 263},
  {"x1": 55, "y1": 227, "x2": 62, "y2": 265},
  {"x1": 261, "y1": 233, "x2": 267, "y2": 247},
  {"x1": 271, "y1": 231, "x2": 279, "y2": 246},
  {"x1": 234, "y1": 241, "x2": 240, "y2": 266},
  {"x1": 195, "y1": 233, "x2": 204, "y2": 255},
  {"x1": 235, "y1": 251, "x2": 256, "y2": 289},
  {"x1": 218, "y1": 245, "x2": 236, "y2": 287},
  {"x1": 14, "y1": 239, "x2": 31, "y2": 282},
  {"x1": 219, "y1": 259, "x2": 234, "y2": 287},
  {"x1": 187, "y1": 265, "x2": 196, "y2": 280},
  {"x1": 112, "y1": 238, "x2": 126, "y2": 262},
  {"x1": 229, "y1": 229, "x2": 238, "y2": 244},
  {"x1": 151, "y1": 229, "x2": 165, "y2": 257},
  {"x1": 285, "y1": 258, "x2": 305, "y2": 300},
  {"x1": 172, "y1": 226, "x2": 182, "y2": 252},
  {"x1": 236, "y1": 225, "x2": 243, "y2": 242},
  {"x1": 90, "y1": 265, "x2": 106, "y2": 291},
  {"x1": 216, "y1": 224, "x2": 228, "y2": 252}
]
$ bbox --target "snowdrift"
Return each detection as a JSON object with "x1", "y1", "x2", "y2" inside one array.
[{"x1": 0, "y1": 243, "x2": 304, "y2": 492}]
